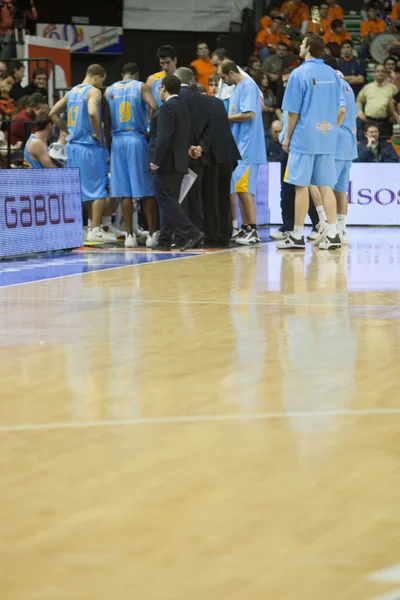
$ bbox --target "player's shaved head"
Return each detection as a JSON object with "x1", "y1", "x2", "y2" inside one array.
[
  {"x1": 122, "y1": 62, "x2": 139, "y2": 76},
  {"x1": 86, "y1": 64, "x2": 106, "y2": 78}
]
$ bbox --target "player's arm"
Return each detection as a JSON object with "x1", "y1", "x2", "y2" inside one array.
[
  {"x1": 141, "y1": 82, "x2": 158, "y2": 118},
  {"x1": 49, "y1": 95, "x2": 68, "y2": 133},
  {"x1": 282, "y1": 111, "x2": 299, "y2": 153},
  {"x1": 103, "y1": 88, "x2": 112, "y2": 150},
  {"x1": 146, "y1": 74, "x2": 155, "y2": 101},
  {"x1": 30, "y1": 139, "x2": 57, "y2": 168},
  {"x1": 337, "y1": 105, "x2": 347, "y2": 126},
  {"x1": 87, "y1": 88, "x2": 103, "y2": 143}
]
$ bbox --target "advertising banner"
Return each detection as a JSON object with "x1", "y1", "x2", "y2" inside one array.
[
  {"x1": 24, "y1": 35, "x2": 71, "y2": 103},
  {"x1": 36, "y1": 24, "x2": 123, "y2": 54},
  {"x1": 266, "y1": 162, "x2": 400, "y2": 226},
  {"x1": 0, "y1": 169, "x2": 83, "y2": 258}
]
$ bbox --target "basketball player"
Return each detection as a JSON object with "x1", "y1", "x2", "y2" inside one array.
[
  {"x1": 277, "y1": 34, "x2": 342, "y2": 250},
  {"x1": 105, "y1": 63, "x2": 158, "y2": 248},
  {"x1": 146, "y1": 45, "x2": 178, "y2": 107},
  {"x1": 220, "y1": 60, "x2": 267, "y2": 246},
  {"x1": 334, "y1": 71, "x2": 358, "y2": 245},
  {"x1": 50, "y1": 64, "x2": 115, "y2": 243},
  {"x1": 23, "y1": 115, "x2": 56, "y2": 169}
]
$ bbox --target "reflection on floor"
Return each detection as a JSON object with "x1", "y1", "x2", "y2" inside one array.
[{"x1": 1, "y1": 226, "x2": 400, "y2": 600}]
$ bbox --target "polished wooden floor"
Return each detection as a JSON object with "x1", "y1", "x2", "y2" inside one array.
[{"x1": 1, "y1": 229, "x2": 400, "y2": 600}]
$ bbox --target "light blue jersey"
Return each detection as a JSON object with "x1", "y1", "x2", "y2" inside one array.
[
  {"x1": 229, "y1": 76, "x2": 267, "y2": 165},
  {"x1": 66, "y1": 84, "x2": 100, "y2": 145},
  {"x1": 336, "y1": 78, "x2": 358, "y2": 161},
  {"x1": 105, "y1": 79, "x2": 148, "y2": 137},
  {"x1": 279, "y1": 110, "x2": 287, "y2": 144},
  {"x1": 282, "y1": 58, "x2": 341, "y2": 155},
  {"x1": 23, "y1": 134, "x2": 42, "y2": 168}
]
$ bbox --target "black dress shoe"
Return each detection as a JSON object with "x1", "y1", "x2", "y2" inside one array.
[
  {"x1": 180, "y1": 231, "x2": 204, "y2": 251},
  {"x1": 200, "y1": 237, "x2": 219, "y2": 248}
]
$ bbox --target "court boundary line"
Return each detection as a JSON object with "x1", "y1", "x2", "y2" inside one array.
[
  {"x1": 0, "y1": 249, "x2": 232, "y2": 290},
  {"x1": 1, "y1": 407, "x2": 400, "y2": 432}
]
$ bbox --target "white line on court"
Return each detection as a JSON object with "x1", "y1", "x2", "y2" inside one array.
[
  {"x1": 1, "y1": 407, "x2": 400, "y2": 433},
  {"x1": 369, "y1": 591, "x2": 400, "y2": 600},
  {"x1": 1, "y1": 297, "x2": 399, "y2": 310}
]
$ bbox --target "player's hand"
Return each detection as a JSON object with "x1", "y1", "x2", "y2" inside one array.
[
  {"x1": 282, "y1": 136, "x2": 290, "y2": 153},
  {"x1": 150, "y1": 163, "x2": 159, "y2": 171}
]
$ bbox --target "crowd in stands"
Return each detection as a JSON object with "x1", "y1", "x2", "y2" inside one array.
[
  {"x1": 251, "y1": 0, "x2": 400, "y2": 162},
  {"x1": 0, "y1": 60, "x2": 49, "y2": 165}
]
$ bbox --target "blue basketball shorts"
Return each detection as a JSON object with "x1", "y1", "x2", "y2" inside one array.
[
  {"x1": 230, "y1": 161, "x2": 259, "y2": 195},
  {"x1": 284, "y1": 152, "x2": 336, "y2": 187},
  {"x1": 110, "y1": 134, "x2": 153, "y2": 198},
  {"x1": 334, "y1": 159, "x2": 352, "y2": 193},
  {"x1": 66, "y1": 143, "x2": 108, "y2": 202}
]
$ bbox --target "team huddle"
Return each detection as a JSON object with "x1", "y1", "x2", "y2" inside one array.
[{"x1": 26, "y1": 33, "x2": 356, "y2": 251}]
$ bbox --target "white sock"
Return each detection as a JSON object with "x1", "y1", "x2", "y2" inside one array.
[
  {"x1": 88, "y1": 218, "x2": 92, "y2": 227},
  {"x1": 337, "y1": 214, "x2": 347, "y2": 230},
  {"x1": 232, "y1": 219, "x2": 238, "y2": 229},
  {"x1": 316, "y1": 205, "x2": 327, "y2": 222},
  {"x1": 328, "y1": 223, "x2": 338, "y2": 237},
  {"x1": 293, "y1": 225, "x2": 303, "y2": 239},
  {"x1": 102, "y1": 216, "x2": 112, "y2": 226}
]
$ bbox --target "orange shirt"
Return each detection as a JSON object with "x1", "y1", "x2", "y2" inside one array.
[
  {"x1": 391, "y1": 3, "x2": 400, "y2": 20},
  {"x1": 190, "y1": 58, "x2": 215, "y2": 93},
  {"x1": 259, "y1": 15, "x2": 272, "y2": 30},
  {"x1": 254, "y1": 29, "x2": 290, "y2": 52},
  {"x1": 360, "y1": 18, "x2": 385, "y2": 38},
  {"x1": 280, "y1": 1, "x2": 310, "y2": 28},
  {"x1": 328, "y1": 4, "x2": 344, "y2": 20},
  {"x1": 323, "y1": 28, "x2": 351, "y2": 45}
]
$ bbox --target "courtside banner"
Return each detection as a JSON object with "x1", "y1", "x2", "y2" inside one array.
[
  {"x1": 266, "y1": 162, "x2": 400, "y2": 226},
  {"x1": 0, "y1": 169, "x2": 83, "y2": 258}
]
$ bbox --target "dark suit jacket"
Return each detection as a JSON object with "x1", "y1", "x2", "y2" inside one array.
[
  {"x1": 179, "y1": 86, "x2": 214, "y2": 158},
  {"x1": 355, "y1": 140, "x2": 399, "y2": 163},
  {"x1": 206, "y1": 96, "x2": 241, "y2": 166},
  {"x1": 149, "y1": 96, "x2": 190, "y2": 173}
]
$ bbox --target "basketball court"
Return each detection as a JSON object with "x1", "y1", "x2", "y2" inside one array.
[{"x1": 1, "y1": 227, "x2": 400, "y2": 600}]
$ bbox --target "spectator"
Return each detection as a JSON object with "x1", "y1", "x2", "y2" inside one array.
[
  {"x1": 208, "y1": 73, "x2": 219, "y2": 97},
  {"x1": 267, "y1": 119, "x2": 282, "y2": 160},
  {"x1": 355, "y1": 123, "x2": 400, "y2": 162},
  {"x1": 308, "y1": 2, "x2": 332, "y2": 34},
  {"x1": 384, "y1": 55, "x2": 400, "y2": 87},
  {"x1": 325, "y1": 41, "x2": 341, "y2": 59},
  {"x1": 253, "y1": 71, "x2": 276, "y2": 136},
  {"x1": 0, "y1": 0, "x2": 37, "y2": 59},
  {"x1": 190, "y1": 42, "x2": 215, "y2": 93},
  {"x1": 327, "y1": 0, "x2": 344, "y2": 20},
  {"x1": 10, "y1": 91, "x2": 47, "y2": 146},
  {"x1": 259, "y1": 4, "x2": 281, "y2": 30},
  {"x1": 247, "y1": 56, "x2": 261, "y2": 77},
  {"x1": 391, "y1": 0, "x2": 400, "y2": 23},
  {"x1": 23, "y1": 67, "x2": 48, "y2": 99},
  {"x1": 280, "y1": 0, "x2": 310, "y2": 34},
  {"x1": 0, "y1": 70, "x2": 15, "y2": 119},
  {"x1": 357, "y1": 64, "x2": 399, "y2": 139},
  {"x1": 0, "y1": 60, "x2": 6, "y2": 75},
  {"x1": 255, "y1": 16, "x2": 290, "y2": 60},
  {"x1": 323, "y1": 19, "x2": 351, "y2": 45},
  {"x1": 338, "y1": 40, "x2": 366, "y2": 97},
  {"x1": 261, "y1": 42, "x2": 289, "y2": 85},
  {"x1": 359, "y1": 3, "x2": 385, "y2": 58},
  {"x1": 9, "y1": 60, "x2": 25, "y2": 101}
]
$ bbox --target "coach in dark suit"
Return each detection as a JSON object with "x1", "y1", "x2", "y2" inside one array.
[
  {"x1": 175, "y1": 67, "x2": 214, "y2": 231},
  {"x1": 201, "y1": 94, "x2": 241, "y2": 247},
  {"x1": 149, "y1": 75, "x2": 203, "y2": 251}
]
